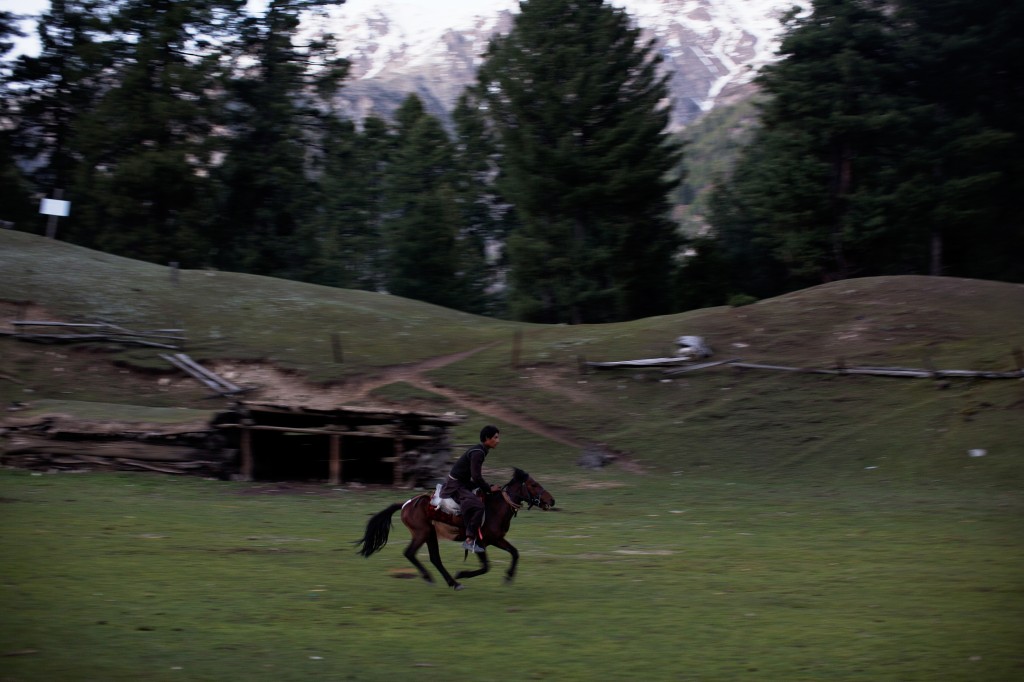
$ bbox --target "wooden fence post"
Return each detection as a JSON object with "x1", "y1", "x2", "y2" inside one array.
[
  {"x1": 329, "y1": 434, "x2": 341, "y2": 485},
  {"x1": 331, "y1": 333, "x2": 343, "y2": 363},
  {"x1": 511, "y1": 329, "x2": 522, "y2": 368},
  {"x1": 240, "y1": 427, "x2": 253, "y2": 481},
  {"x1": 392, "y1": 438, "x2": 404, "y2": 487}
]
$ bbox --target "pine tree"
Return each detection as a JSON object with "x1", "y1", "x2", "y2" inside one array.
[
  {"x1": 708, "y1": 0, "x2": 1024, "y2": 293},
  {"x1": 714, "y1": 0, "x2": 917, "y2": 289},
  {"x1": 69, "y1": 0, "x2": 244, "y2": 265},
  {"x1": 212, "y1": 0, "x2": 347, "y2": 280},
  {"x1": 893, "y1": 0, "x2": 1024, "y2": 280},
  {"x1": 381, "y1": 94, "x2": 483, "y2": 310},
  {"x1": 308, "y1": 116, "x2": 389, "y2": 290},
  {"x1": 0, "y1": 10, "x2": 36, "y2": 230},
  {"x1": 452, "y1": 92, "x2": 512, "y2": 315},
  {"x1": 4, "y1": 0, "x2": 112, "y2": 240},
  {"x1": 470, "y1": 0, "x2": 682, "y2": 323}
]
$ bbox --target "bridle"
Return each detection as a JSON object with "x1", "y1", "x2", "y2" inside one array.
[{"x1": 501, "y1": 476, "x2": 546, "y2": 513}]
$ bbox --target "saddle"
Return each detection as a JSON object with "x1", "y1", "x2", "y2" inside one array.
[
  {"x1": 430, "y1": 484, "x2": 462, "y2": 515},
  {"x1": 426, "y1": 484, "x2": 485, "y2": 533},
  {"x1": 424, "y1": 484, "x2": 462, "y2": 527}
]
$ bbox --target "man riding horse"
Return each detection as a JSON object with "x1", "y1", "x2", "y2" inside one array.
[{"x1": 440, "y1": 425, "x2": 501, "y2": 553}]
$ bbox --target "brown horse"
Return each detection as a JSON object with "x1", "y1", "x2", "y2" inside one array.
[{"x1": 356, "y1": 468, "x2": 555, "y2": 590}]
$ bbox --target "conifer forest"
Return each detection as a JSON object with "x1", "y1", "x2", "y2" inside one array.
[{"x1": 2, "y1": 0, "x2": 1022, "y2": 323}]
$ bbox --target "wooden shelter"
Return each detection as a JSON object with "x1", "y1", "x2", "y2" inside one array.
[
  {"x1": 1, "y1": 401, "x2": 463, "y2": 487},
  {"x1": 213, "y1": 402, "x2": 463, "y2": 486}
]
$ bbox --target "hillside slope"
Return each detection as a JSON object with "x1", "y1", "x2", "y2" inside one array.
[{"x1": 2, "y1": 230, "x2": 1022, "y2": 487}]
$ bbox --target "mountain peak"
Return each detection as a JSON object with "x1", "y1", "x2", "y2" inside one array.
[{"x1": 311, "y1": 0, "x2": 808, "y2": 129}]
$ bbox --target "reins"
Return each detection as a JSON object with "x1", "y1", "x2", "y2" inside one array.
[{"x1": 500, "y1": 489, "x2": 522, "y2": 516}]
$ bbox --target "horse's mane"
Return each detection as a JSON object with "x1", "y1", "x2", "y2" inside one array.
[{"x1": 511, "y1": 467, "x2": 529, "y2": 482}]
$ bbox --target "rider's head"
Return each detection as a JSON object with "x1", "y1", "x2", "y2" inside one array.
[{"x1": 480, "y1": 425, "x2": 500, "y2": 446}]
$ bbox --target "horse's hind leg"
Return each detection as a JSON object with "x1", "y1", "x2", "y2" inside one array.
[
  {"x1": 403, "y1": 533, "x2": 435, "y2": 584},
  {"x1": 424, "y1": 534, "x2": 462, "y2": 590}
]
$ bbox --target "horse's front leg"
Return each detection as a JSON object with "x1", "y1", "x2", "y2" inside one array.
[
  {"x1": 424, "y1": 533, "x2": 462, "y2": 590},
  {"x1": 487, "y1": 538, "x2": 519, "y2": 584},
  {"x1": 453, "y1": 550, "x2": 490, "y2": 582}
]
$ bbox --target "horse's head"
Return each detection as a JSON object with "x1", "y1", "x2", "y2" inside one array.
[{"x1": 507, "y1": 467, "x2": 556, "y2": 510}]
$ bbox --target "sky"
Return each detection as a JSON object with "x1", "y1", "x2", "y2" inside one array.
[
  {"x1": 1, "y1": 0, "x2": 270, "y2": 58},
  {"x1": 0, "y1": 0, "x2": 419, "y2": 58},
  {"x1": 2, "y1": 0, "x2": 56, "y2": 58},
  {"x1": 0, "y1": 0, "x2": 515, "y2": 60}
]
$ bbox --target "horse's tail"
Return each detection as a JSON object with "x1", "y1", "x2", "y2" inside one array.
[{"x1": 355, "y1": 503, "x2": 403, "y2": 557}]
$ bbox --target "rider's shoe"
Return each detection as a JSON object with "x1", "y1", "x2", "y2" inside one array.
[{"x1": 461, "y1": 538, "x2": 485, "y2": 553}]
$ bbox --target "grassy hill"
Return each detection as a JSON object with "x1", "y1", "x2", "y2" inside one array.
[{"x1": 2, "y1": 229, "x2": 1022, "y2": 489}]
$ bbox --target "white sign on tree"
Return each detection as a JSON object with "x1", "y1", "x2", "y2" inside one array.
[
  {"x1": 40, "y1": 198, "x2": 71, "y2": 217},
  {"x1": 39, "y1": 191, "x2": 71, "y2": 238}
]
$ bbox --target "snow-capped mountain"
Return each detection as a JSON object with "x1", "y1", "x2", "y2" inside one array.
[{"x1": 308, "y1": 0, "x2": 809, "y2": 130}]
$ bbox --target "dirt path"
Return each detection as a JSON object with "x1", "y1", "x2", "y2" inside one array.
[{"x1": 212, "y1": 347, "x2": 583, "y2": 450}]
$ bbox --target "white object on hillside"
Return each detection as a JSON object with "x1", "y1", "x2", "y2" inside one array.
[{"x1": 676, "y1": 336, "x2": 713, "y2": 359}]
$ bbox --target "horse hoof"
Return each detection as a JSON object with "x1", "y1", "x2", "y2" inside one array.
[{"x1": 453, "y1": 583, "x2": 465, "y2": 591}]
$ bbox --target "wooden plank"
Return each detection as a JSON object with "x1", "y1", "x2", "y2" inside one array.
[
  {"x1": 239, "y1": 402, "x2": 463, "y2": 425},
  {"x1": 213, "y1": 424, "x2": 436, "y2": 439}
]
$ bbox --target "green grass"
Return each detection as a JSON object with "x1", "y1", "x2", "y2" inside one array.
[
  {"x1": 1, "y1": 468, "x2": 1021, "y2": 681},
  {"x1": 2, "y1": 230, "x2": 1023, "y2": 680}
]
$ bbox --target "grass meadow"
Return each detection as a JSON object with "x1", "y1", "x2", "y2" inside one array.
[{"x1": 2, "y1": 454, "x2": 1020, "y2": 682}]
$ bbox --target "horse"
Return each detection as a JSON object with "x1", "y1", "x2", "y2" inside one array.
[{"x1": 356, "y1": 467, "x2": 555, "y2": 590}]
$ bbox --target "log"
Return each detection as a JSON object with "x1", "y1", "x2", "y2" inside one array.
[
  {"x1": 12, "y1": 321, "x2": 108, "y2": 328},
  {"x1": 12, "y1": 321, "x2": 184, "y2": 340},
  {"x1": 172, "y1": 354, "x2": 244, "y2": 393},
  {"x1": 663, "y1": 358, "x2": 741, "y2": 375},
  {"x1": 7, "y1": 332, "x2": 179, "y2": 349},
  {"x1": 160, "y1": 354, "x2": 234, "y2": 394},
  {"x1": 3, "y1": 436, "x2": 207, "y2": 462},
  {"x1": 586, "y1": 357, "x2": 695, "y2": 369},
  {"x1": 595, "y1": 356, "x2": 1023, "y2": 380},
  {"x1": 115, "y1": 459, "x2": 189, "y2": 475}
]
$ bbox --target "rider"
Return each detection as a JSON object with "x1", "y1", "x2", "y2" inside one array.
[{"x1": 441, "y1": 425, "x2": 501, "y2": 553}]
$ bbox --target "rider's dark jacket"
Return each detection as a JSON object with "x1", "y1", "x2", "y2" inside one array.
[{"x1": 446, "y1": 443, "x2": 491, "y2": 492}]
